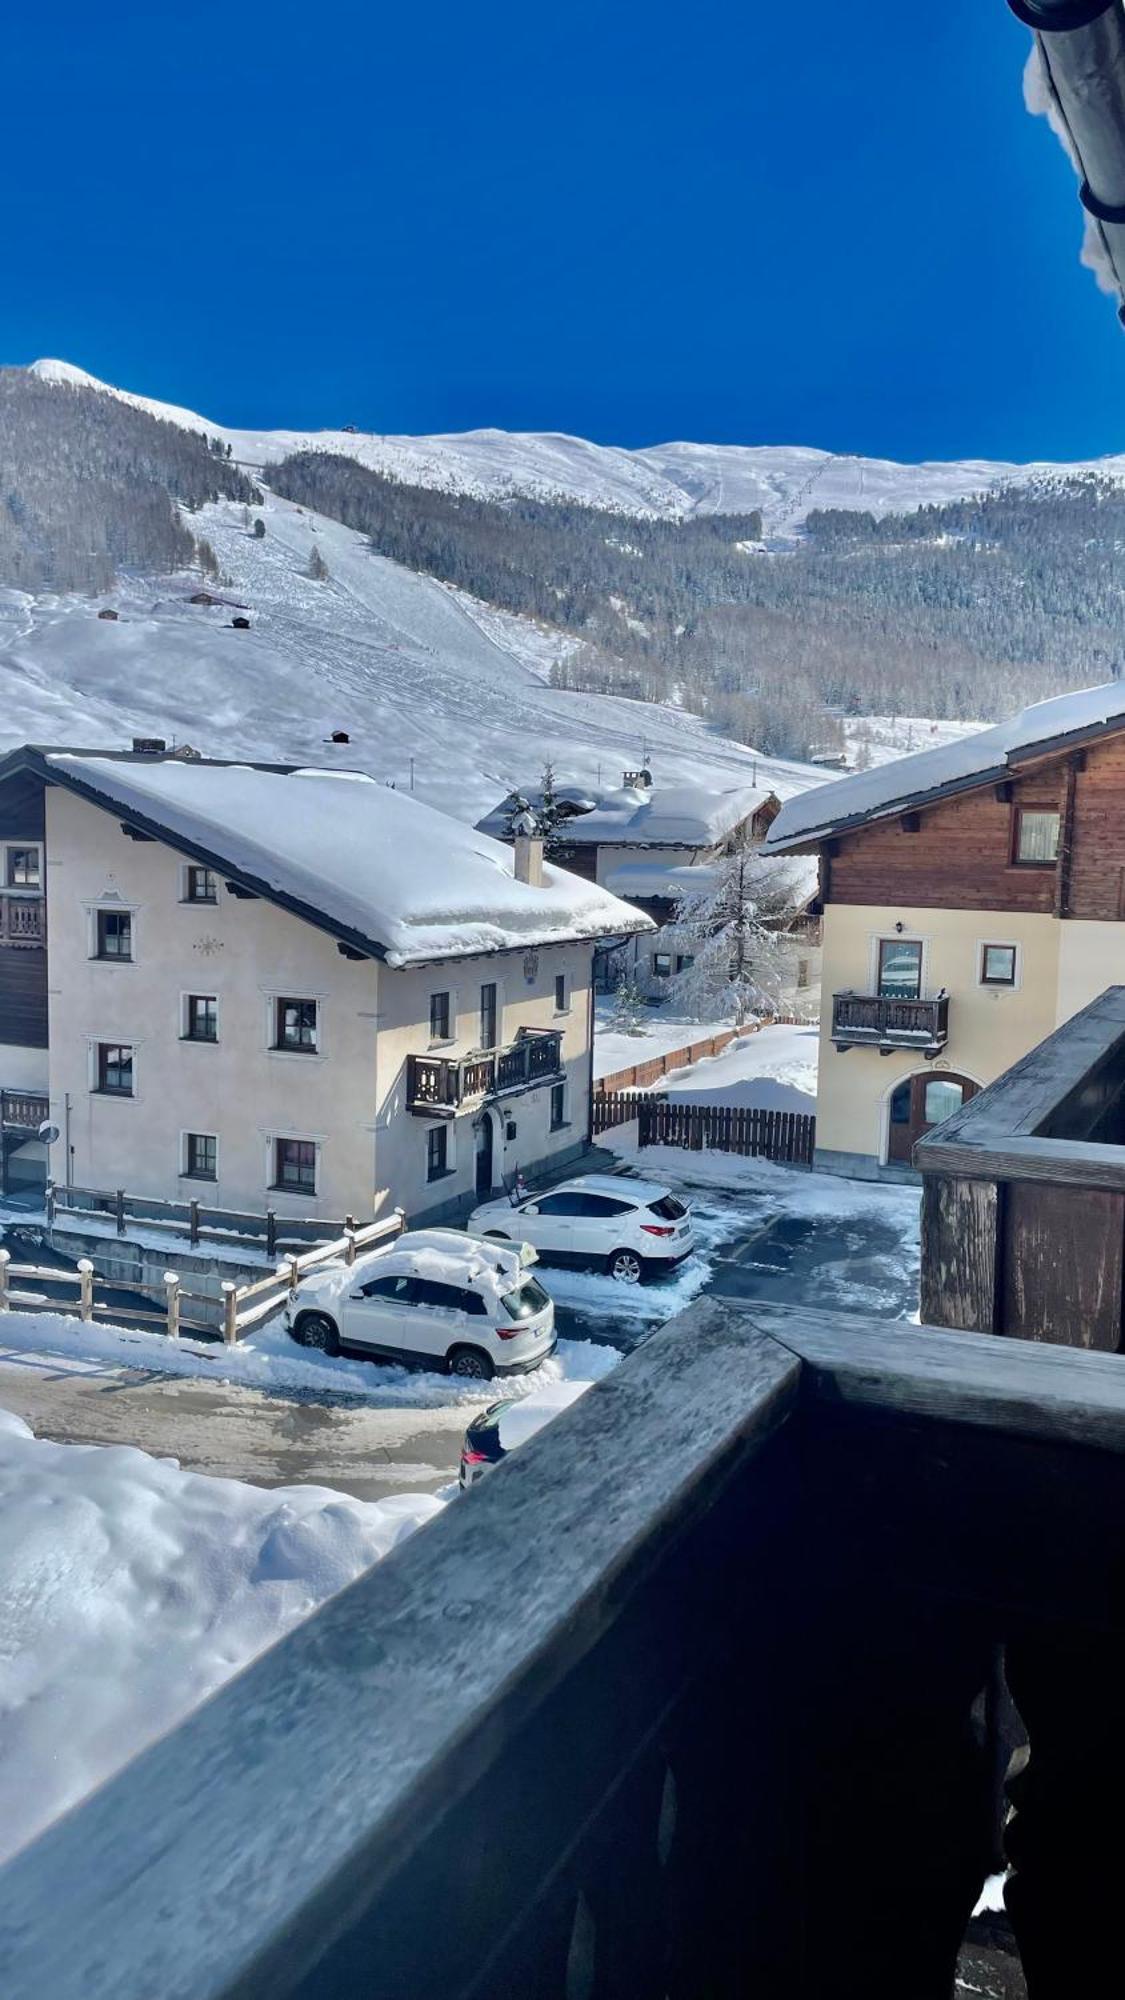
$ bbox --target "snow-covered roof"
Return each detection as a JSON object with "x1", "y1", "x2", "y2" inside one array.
[
  {"x1": 765, "y1": 680, "x2": 1125, "y2": 851},
  {"x1": 34, "y1": 752, "x2": 652, "y2": 966},
  {"x1": 602, "y1": 860, "x2": 723, "y2": 901},
  {"x1": 478, "y1": 779, "x2": 777, "y2": 849}
]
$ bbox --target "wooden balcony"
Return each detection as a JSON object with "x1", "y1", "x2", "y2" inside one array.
[
  {"x1": 0, "y1": 894, "x2": 45, "y2": 949},
  {"x1": 5, "y1": 1296, "x2": 1124, "y2": 1998},
  {"x1": 831, "y1": 989, "x2": 949, "y2": 1055},
  {"x1": 0, "y1": 1090, "x2": 48, "y2": 1132},
  {"x1": 407, "y1": 1028, "x2": 564, "y2": 1116}
]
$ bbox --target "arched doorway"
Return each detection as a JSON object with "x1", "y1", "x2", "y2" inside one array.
[
  {"x1": 474, "y1": 1110, "x2": 497, "y2": 1198},
  {"x1": 886, "y1": 1071, "x2": 979, "y2": 1166}
]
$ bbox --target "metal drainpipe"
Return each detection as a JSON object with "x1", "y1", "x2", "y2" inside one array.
[{"x1": 1010, "y1": 0, "x2": 1125, "y2": 313}]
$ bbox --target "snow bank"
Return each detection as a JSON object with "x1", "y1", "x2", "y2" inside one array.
[
  {"x1": 49, "y1": 754, "x2": 649, "y2": 966},
  {"x1": 496, "y1": 1378, "x2": 592, "y2": 1451},
  {"x1": 654, "y1": 1022, "x2": 818, "y2": 1114},
  {"x1": 0, "y1": 1306, "x2": 621, "y2": 1408},
  {"x1": 767, "y1": 678, "x2": 1125, "y2": 849},
  {"x1": 0, "y1": 1405, "x2": 441, "y2": 1862}
]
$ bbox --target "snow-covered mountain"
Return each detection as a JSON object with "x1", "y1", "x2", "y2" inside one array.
[{"x1": 30, "y1": 358, "x2": 1125, "y2": 537}]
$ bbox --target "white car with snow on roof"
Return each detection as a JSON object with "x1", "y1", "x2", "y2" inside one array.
[
  {"x1": 284, "y1": 1230, "x2": 555, "y2": 1379},
  {"x1": 466, "y1": 1173, "x2": 694, "y2": 1283}
]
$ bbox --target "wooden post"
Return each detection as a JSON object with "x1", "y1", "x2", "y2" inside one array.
[
  {"x1": 344, "y1": 1229, "x2": 357, "y2": 1267},
  {"x1": 115, "y1": 1188, "x2": 126, "y2": 1236},
  {"x1": 0, "y1": 1248, "x2": 9, "y2": 1312},
  {"x1": 288, "y1": 1255, "x2": 300, "y2": 1293},
  {"x1": 221, "y1": 1281, "x2": 239, "y2": 1346},
  {"x1": 266, "y1": 1209, "x2": 277, "y2": 1259},
  {"x1": 77, "y1": 1258, "x2": 94, "y2": 1323},
  {"x1": 46, "y1": 1180, "x2": 56, "y2": 1227},
  {"x1": 189, "y1": 1199, "x2": 200, "y2": 1247},
  {"x1": 164, "y1": 1271, "x2": 181, "y2": 1340}
]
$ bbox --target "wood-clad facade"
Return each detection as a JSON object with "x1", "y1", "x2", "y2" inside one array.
[{"x1": 797, "y1": 721, "x2": 1125, "y2": 1178}]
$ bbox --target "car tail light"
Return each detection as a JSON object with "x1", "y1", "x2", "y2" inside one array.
[
  {"x1": 641, "y1": 1223, "x2": 675, "y2": 1237},
  {"x1": 495, "y1": 1324, "x2": 524, "y2": 1340},
  {"x1": 461, "y1": 1447, "x2": 490, "y2": 1465}
]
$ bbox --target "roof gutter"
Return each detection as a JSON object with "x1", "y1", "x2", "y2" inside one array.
[{"x1": 1011, "y1": 0, "x2": 1125, "y2": 316}]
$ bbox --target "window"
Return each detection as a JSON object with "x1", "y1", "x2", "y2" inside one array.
[
  {"x1": 427, "y1": 1125, "x2": 449, "y2": 1182},
  {"x1": 923, "y1": 1078, "x2": 965, "y2": 1126},
  {"x1": 534, "y1": 1190, "x2": 633, "y2": 1217},
  {"x1": 550, "y1": 1081, "x2": 567, "y2": 1130},
  {"x1": 184, "y1": 866, "x2": 217, "y2": 904},
  {"x1": 480, "y1": 982, "x2": 498, "y2": 1050},
  {"x1": 96, "y1": 1043, "x2": 133, "y2": 1095},
  {"x1": 273, "y1": 1137, "x2": 316, "y2": 1192},
  {"x1": 412, "y1": 1277, "x2": 465, "y2": 1311},
  {"x1": 185, "y1": 994, "x2": 218, "y2": 1042},
  {"x1": 652, "y1": 952, "x2": 673, "y2": 978},
  {"x1": 554, "y1": 973, "x2": 569, "y2": 1013},
  {"x1": 876, "y1": 938, "x2": 923, "y2": 999},
  {"x1": 429, "y1": 991, "x2": 451, "y2": 1043},
  {"x1": 1013, "y1": 808, "x2": 1061, "y2": 866},
  {"x1": 674, "y1": 954, "x2": 694, "y2": 974},
  {"x1": 274, "y1": 997, "x2": 318, "y2": 1052},
  {"x1": 500, "y1": 1277, "x2": 550, "y2": 1321},
  {"x1": 6, "y1": 846, "x2": 39, "y2": 888},
  {"x1": 796, "y1": 958, "x2": 810, "y2": 990},
  {"x1": 360, "y1": 1273, "x2": 416, "y2": 1302},
  {"x1": 980, "y1": 944, "x2": 1017, "y2": 988},
  {"x1": 184, "y1": 1132, "x2": 217, "y2": 1181},
  {"x1": 96, "y1": 909, "x2": 132, "y2": 960}
]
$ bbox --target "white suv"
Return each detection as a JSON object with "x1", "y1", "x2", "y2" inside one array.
[
  {"x1": 466, "y1": 1173, "x2": 694, "y2": 1283},
  {"x1": 284, "y1": 1229, "x2": 556, "y2": 1380}
]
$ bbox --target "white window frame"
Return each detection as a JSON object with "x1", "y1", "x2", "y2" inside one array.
[
  {"x1": 181, "y1": 991, "x2": 220, "y2": 1042},
  {"x1": 867, "y1": 930, "x2": 932, "y2": 999},
  {"x1": 89, "y1": 1038, "x2": 137, "y2": 1099},
  {"x1": 180, "y1": 862, "x2": 220, "y2": 906},
  {"x1": 267, "y1": 1133, "x2": 321, "y2": 1198},
  {"x1": 266, "y1": 993, "x2": 325, "y2": 1059},
  {"x1": 181, "y1": 1130, "x2": 219, "y2": 1182},
  {"x1": 88, "y1": 901, "x2": 137, "y2": 964}
]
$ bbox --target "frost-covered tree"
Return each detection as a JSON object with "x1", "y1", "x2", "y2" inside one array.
[
  {"x1": 195, "y1": 537, "x2": 220, "y2": 579},
  {"x1": 665, "y1": 839, "x2": 797, "y2": 1026},
  {"x1": 307, "y1": 543, "x2": 329, "y2": 581},
  {"x1": 611, "y1": 972, "x2": 647, "y2": 1037},
  {"x1": 253, "y1": 517, "x2": 266, "y2": 539}
]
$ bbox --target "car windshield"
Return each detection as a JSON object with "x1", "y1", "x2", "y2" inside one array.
[
  {"x1": 500, "y1": 1277, "x2": 551, "y2": 1321},
  {"x1": 647, "y1": 1194, "x2": 688, "y2": 1221}
]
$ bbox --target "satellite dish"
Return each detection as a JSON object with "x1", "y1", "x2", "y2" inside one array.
[{"x1": 37, "y1": 1121, "x2": 60, "y2": 1146}]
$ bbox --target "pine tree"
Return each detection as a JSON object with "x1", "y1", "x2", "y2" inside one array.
[
  {"x1": 253, "y1": 517, "x2": 266, "y2": 539},
  {"x1": 307, "y1": 543, "x2": 329, "y2": 581},
  {"x1": 195, "y1": 537, "x2": 220, "y2": 580},
  {"x1": 665, "y1": 835, "x2": 791, "y2": 1026},
  {"x1": 611, "y1": 971, "x2": 647, "y2": 1037}
]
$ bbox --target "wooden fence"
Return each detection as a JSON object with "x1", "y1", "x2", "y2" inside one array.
[
  {"x1": 47, "y1": 1182, "x2": 375, "y2": 1258},
  {"x1": 594, "y1": 1090, "x2": 815, "y2": 1165},
  {"x1": 0, "y1": 1210, "x2": 405, "y2": 1345}
]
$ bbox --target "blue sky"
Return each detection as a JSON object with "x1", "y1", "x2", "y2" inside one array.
[{"x1": 4, "y1": 0, "x2": 1121, "y2": 459}]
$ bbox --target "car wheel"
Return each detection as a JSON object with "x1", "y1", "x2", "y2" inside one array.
[
  {"x1": 482, "y1": 1230, "x2": 510, "y2": 1241},
  {"x1": 448, "y1": 1346, "x2": 495, "y2": 1381},
  {"x1": 607, "y1": 1248, "x2": 644, "y2": 1284},
  {"x1": 293, "y1": 1311, "x2": 340, "y2": 1356}
]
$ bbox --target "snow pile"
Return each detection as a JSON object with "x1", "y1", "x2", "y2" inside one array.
[
  {"x1": 0, "y1": 1405, "x2": 441, "y2": 1862},
  {"x1": 50, "y1": 754, "x2": 649, "y2": 965},
  {"x1": 0, "y1": 1306, "x2": 620, "y2": 1408},
  {"x1": 652, "y1": 1022, "x2": 818, "y2": 1115},
  {"x1": 495, "y1": 1378, "x2": 592, "y2": 1451},
  {"x1": 767, "y1": 678, "x2": 1125, "y2": 849},
  {"x1": 478, "y1": 778, "x2": 775, "y2": 848}
]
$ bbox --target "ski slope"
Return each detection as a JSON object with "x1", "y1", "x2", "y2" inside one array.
[
  {"x1": 0, "y1": 493, "x2": 821, "y2": 824},
  {"x1": 29, "y1": 359, "x2": 1125, "y2": 538}
]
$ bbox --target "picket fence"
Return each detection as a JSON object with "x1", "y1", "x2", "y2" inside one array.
[{"x1": 593, "y1": 1091, "x2": 815, "y2": 1166}]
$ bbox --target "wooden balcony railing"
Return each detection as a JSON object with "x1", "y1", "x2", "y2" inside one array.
[
  {"x1": 831, "y1": 989, "x2": 949, "y2": 1054},
  {"x1": 4, "y1": 1298, "x2": 1124, "y2": 1998},
  {"x1": 0, "y1": 1090, "x2": 49, "y2": 1132},
  {"x1": 407, "y1": 1028, "x2": 564, "y2": 1115},
  {"x1": 0, "y1": 894, "x2": 45, "y2": 948}
]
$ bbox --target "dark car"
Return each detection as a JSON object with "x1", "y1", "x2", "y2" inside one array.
[{"x1": 459, "y1": 1379, "x2": 593, "y2": 1487}]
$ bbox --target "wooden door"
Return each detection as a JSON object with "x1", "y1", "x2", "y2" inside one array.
[{"x1": 887, "y1": 1072, "x2": 978, "y2": 1166}]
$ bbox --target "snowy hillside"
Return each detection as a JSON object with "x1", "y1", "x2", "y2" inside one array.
[
  {"x1": 29, "y1": 359, "x2": 1125, "y2": 537},
  {"x1": 0, "y1": 491, "x2": 819, "y2": 823}
]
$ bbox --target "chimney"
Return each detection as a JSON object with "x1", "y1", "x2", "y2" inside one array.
[{"x1": 511, "y1": 809, "x2": 544, "y2": 888}]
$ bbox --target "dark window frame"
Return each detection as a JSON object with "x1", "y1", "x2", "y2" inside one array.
[
  {"x1": 95, "y1": 908, "x2": 133, "y2": 962},
  {"x1": 429, "y1": 991, "x2": 451, "y2": 1043},
  {"x1": 980, "y1": 943, "x2": 1018, "y2": 988},
  {"x1": 1011, "y1": 804, "x2": 1061, "y2": 869},
  {"x1": 479, "y1": 982, "x2": 498, "y2": 1051},
  {"x1": 6, "y1": 846, "x2": 40, "y2": 888},
  {"x1": 554, "y1": 973, "x2": 568, "y2": 1013},
  {"x1": 184, "y1": 1131, "x2": 217, "y2": 1181},
  {"x1": 274, "y1": 997, "x2": 318, "y2": 1053},
  {"x1": 184, "y1": 866, "x2": 218, "y2": 905},
  {"x1": 272, "y1": 1137, "x2": 317, "y2": 1193},
  {"x1": 652, "y1": 952, "x2": 673, "y2": 978},
  {"x1": 426, "y1": 1125, "x2": 449, "y2": 1182},
  {"x1": 876, "y1": 937, "x2": 923, "y2": 1000},
  {"x1": 550, "y1": 1080, "x2": 567, "y2": 1130},
  {"x1": 96, "y1": 1042, "x2": 134, "y2": 1096},
  {"x1": 184, "y1": 994, "x2": 219, "y2": 1042}
]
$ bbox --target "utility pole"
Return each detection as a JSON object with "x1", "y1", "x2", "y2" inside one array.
[{"x1": 409, "y1": 757, "x2": 415, "y2": 793}]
